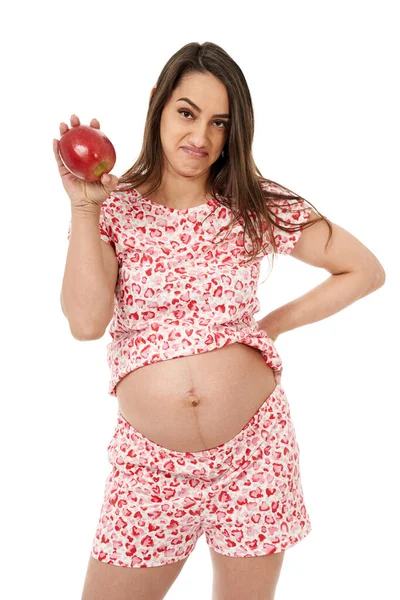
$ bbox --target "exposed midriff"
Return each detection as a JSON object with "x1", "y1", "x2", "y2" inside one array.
[{"x1": 116, "y1": 341, "x2": 277, "y2": 453}]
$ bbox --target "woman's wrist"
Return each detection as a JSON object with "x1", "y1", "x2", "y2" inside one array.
[{"x1": 256, "y1": 316, "x2": 281, "y2": 342}]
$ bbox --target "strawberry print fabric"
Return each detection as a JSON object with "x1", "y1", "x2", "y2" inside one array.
[
  {"x1": 67, "y1": 181, "x2": 312, "y2": 397},
  {"x1": 91, "y1": 383, "x2": 312, "y2": 567}
]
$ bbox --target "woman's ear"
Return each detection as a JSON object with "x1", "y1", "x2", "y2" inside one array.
[{"x1": 149, "y1": 85, "x2": 157, "y2": 102}]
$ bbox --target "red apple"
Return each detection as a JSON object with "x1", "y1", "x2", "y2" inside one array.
[{"x1": 58, "y1": 124, "x2": 116, "y2": 181}]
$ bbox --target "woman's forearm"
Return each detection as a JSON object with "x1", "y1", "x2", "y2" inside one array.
[
  {"x1": 62, "y1": 206, "x2": 114, "y2": 339},
  {"x1": 258, "y1": 270, "x2": 384, "y2": 338}
]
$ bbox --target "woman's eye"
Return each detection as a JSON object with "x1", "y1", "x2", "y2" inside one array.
[{"x1": 178, "y1": 109, "x2": 228, "y2": 129}]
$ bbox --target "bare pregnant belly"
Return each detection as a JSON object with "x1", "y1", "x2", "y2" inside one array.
[{"x1": 116, "y1": 343, "x2": 278, "y2": 453}]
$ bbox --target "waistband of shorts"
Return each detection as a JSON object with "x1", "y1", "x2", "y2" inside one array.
[{"x1": 109, "y1": 383, "x2": 290, "y2": 480}]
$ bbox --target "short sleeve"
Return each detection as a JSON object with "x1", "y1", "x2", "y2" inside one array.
[
  {"x1": 261, "y1": 181, "x2": 313, "y2": 255},
  {"x1": 67, "y1": 194, "x2": 116, "y2": 249}
]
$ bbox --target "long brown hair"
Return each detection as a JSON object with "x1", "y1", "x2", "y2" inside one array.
[{"x1": 115, "y1": 41, "x2": 333, "y2": 271}]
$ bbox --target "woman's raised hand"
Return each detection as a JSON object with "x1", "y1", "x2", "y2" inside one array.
[{"x1": 53, "y1": 114, "x2": 120, "y2": 210}]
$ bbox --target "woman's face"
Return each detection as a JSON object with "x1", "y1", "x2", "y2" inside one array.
[{"x1": 156, "y1": 72, "x2": 230, "y2": 178}]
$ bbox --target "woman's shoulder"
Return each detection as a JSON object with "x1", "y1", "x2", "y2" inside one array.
[
  {"x1": 258, "y1": 177, "x2": 291, "y2": 195},
  {"x1": 103, "y1": 187, "x2": 140, "y2": 210}
]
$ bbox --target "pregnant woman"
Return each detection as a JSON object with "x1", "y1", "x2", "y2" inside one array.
[{"x1": 56, "y1": 41, "x2": 385, "y2": 600}]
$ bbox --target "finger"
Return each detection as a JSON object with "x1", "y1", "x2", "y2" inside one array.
[
  {"x1": 59, "y1": 121, "x2": 69, "y2": 135},
  {"x1": 53, "y1": 138, "x2": 62, "y2": 164},
  {"x1": 53, "y1": 138, "x2": 67, "y2": 172},
  {"x1": 70, "y1": 113, "x2": 80, "y2": 126},
  {"x1": 90, "y1": 117, "x2": 100, "y2": 129}
]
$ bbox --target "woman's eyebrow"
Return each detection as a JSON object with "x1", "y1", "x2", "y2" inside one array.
[{"x1": 177, "y1": 97, "x2": 231, "y2": 119}]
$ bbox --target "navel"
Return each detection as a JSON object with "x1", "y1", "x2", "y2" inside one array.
[{"x1": 188, "y1": 394, "x2": 200, "y2": 407}]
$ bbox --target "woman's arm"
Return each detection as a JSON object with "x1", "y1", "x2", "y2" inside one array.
[{"x1": 258, "y1": 216, "x2": 386, "y2": 339}]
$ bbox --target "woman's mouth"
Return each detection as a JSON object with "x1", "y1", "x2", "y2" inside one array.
[{"x1": 181, "y1": 147, "x2": 208, "y2": 158}]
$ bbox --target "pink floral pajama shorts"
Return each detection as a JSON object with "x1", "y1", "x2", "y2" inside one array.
[{"x1": 91, "y1": 383, "x2": 312, "y2": 568}]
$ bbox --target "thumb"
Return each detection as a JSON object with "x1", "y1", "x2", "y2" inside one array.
[
  {"x1": 274, "y1": 369, "x2": 282, "y2": 385},
  {"x1": 101, "y1": 173, "x2": 119, "y2": 189}
]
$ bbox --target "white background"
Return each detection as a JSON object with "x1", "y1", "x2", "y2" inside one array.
[{"x1": 1, "y1": 0, "x2": 398, "y2": 598}]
